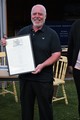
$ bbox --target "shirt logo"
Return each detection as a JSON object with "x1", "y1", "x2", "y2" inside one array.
[{"x1": 42, "y1": 37, "x2": 45, "y2": 39}]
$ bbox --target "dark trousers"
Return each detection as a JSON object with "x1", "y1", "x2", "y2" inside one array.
[
  {"x1": 19, "y1": 79, "x2": 54, "y2": 120},
  {"x1": 73, "y1": 68, "x2": 80, "y2": 117}
]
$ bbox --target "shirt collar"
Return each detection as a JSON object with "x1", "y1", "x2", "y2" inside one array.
[{"x1": 30, "y1": 24, "x2": 46, "y2": 32}]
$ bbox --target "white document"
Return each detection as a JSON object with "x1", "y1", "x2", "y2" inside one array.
[{"x1": 6, "y1": 35, "x2": 35, "y2": 75}]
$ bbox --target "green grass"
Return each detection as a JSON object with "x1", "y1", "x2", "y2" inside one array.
[
  {"x1": 53, "y1": 80, "x2": 79, "y2": 120},
  {"x1": 0, "y1": 80, "x2": 79, "y2": 120}
]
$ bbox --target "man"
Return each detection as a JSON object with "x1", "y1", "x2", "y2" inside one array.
[
  {"x1": 67, "y1": 19, "x2": 80, "y2": 120},
  {"x1": 1, "y1": 4, "x2": 61, "y2": 120}
]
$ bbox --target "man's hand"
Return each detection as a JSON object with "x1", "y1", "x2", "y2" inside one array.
[
  {"x1": 1, "y1": 38, "x2": 7, "y2": 46},
  {"x1": 32, "y1": 63, "x2": 44, "y2": 74}
]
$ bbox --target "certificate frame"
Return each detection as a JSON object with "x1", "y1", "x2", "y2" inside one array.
[{"x1": 6, "y1": 34, "x2": 35, "y2": 75}]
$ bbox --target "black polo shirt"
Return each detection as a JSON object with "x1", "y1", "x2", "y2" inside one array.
[{"x1": 18, "y1": 24, "x2": 61, "y2": 82}]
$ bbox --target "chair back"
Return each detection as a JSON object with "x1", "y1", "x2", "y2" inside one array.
[
  {"x1": 53, "y1": 56, "x2": 68, "y2": 85},
  {"x1": 0, "y1": 52, "x2": 6, "y2": 65}
]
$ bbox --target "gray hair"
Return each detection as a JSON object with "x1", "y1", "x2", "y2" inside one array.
[{"x1": 31, "y1": 4, "x2": 47, "y2": 16}]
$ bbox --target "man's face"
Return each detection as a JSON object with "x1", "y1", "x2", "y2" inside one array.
[{"x1": 31, "y1": 6, "x2": 46, "y2": 28}]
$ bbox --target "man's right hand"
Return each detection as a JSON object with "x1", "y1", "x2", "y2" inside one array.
[{"x1": 1, "y1": 36, "x2": 7, "y2": 46}]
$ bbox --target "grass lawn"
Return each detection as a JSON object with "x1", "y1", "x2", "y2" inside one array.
[
  {"x1": 0, "y1": 80, "x2": 79, "y2": 120},
  {"x1": 53, "y1": 80, "x2": 79, "y2": 120}
]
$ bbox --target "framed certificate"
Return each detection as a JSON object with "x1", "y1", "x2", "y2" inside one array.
[{"x1": 6, "y1": 35, "x2": 35, "y2": 75}]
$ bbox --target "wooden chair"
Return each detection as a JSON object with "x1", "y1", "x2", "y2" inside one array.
[
  {"x1": 0, "y1": 52, "x2": 18, "y2": 102},
  {"x1": 52, "y1": 56, "x2": 68, "y2": 104}
]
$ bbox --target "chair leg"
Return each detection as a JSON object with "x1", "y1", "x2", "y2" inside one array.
[
  {"x1": 53, "y1": 85, "x2": 59, "y2": 97},
  {"x1": 12, "y1": 81, "x2": 18, "y2": 102},
  {"x1": 62, "y1": 84, "x2": 68, "y2": 104}
]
